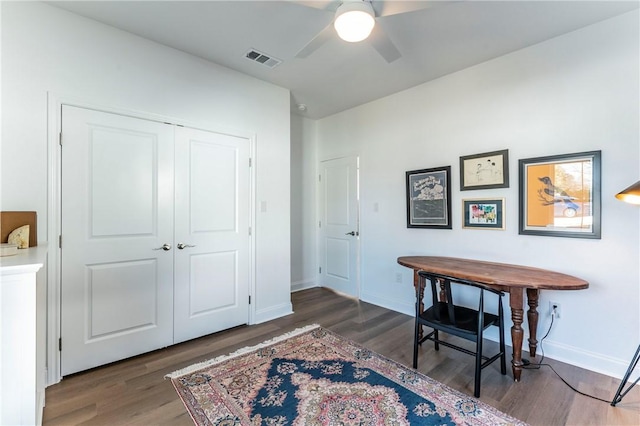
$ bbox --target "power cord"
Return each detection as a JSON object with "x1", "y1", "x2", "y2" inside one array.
[{"x1": 522, "y1": 310, "x2": 612, "y2": 404}]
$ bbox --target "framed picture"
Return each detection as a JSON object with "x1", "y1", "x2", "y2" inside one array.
[
  {"x1": 519, "y1": 150, "x2": 601, "y2": 239},
  {"x1": 460, "y1": 149, "x2": 509, "y2": 190},
  {"x1": 406, "y1": 166, "x2": 452, "y2": 229},
  {"x1": 462, "y1": 198, "x2": 505, "y2": 230}
]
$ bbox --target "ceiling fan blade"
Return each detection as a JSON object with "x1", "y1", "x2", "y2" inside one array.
[
  {"x1": 295, "y1": 22, "x2": 335, "y2": 58},
  {"x1": 290, "y1": 1, "x2": 340, "y2": 12},
  {"x1": 368, "y1": 24, "x2": 401, "y2": 63},
  {"x1": 371, "y1": 0, "x2": 440, "y2": 18}
]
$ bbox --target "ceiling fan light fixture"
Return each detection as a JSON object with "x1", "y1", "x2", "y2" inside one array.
[{"x1": 334, "y1": 1, "x2": 375, "y2": 43}]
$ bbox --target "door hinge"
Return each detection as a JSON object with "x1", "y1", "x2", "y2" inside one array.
[
  {"x1": 249, "y1": 158, "x2": 252, "y2": 167},
  {"x1": 249, "y1": 227, "x2": 252, "y2": 236},
  {"x1": 319, "y1": 174, "x2": 321, "y2": 182},
  {"x1": 319, "y1": 266, "x2": 322, "y2": 274},
  {"x1": 58, "y1": 235, "x2": 62, "y2": 249},
  {"x1": 249, "y1": 295, "x2": 251, "y2": 304},
  {"x1": 319, "y1": 221, "x2": 321, "y2": 228},
  {"x1": 58, "y1": 338, "x2": 62, "y2": 351},
  {"x1": 59, "y1": 132, "x2": 62, "y2": 146}
]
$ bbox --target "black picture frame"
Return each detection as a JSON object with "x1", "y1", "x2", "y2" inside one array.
[
  {"x1": 460, "y1": 149, "x2": 509, "y2": 190},
  {"x1": 519, "y1": 150, "x2": 601, "y2": 239},
  {"x1": 406, "y1": 166, "x2": 452, "y2": 229},
  {"x1": 462, "y1": 198, "x2": 505, "y2": 230}
]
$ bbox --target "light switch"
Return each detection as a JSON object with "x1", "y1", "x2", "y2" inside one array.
[{"x1": 260, "y1": 201, "x2": 267, "y2": 212}]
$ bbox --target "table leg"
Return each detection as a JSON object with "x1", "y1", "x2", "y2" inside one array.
[
  {"x1": 414, "y1": 270, "x2": 424, "y2": 340},
  {"x1": 526, "y1": 288, "x2": 539, "y2": 358},
  {"x1": 509, "y1": 287, "x2": 525, "y2": 381}
]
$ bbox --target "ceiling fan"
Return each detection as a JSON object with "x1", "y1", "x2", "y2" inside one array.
[{"x1": 294, "y1": 0, "x2": 435, "y2": 63}]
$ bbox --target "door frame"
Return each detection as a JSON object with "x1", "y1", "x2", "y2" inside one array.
[
  {"x1": 317, "y1": 154, "x2": 361, "y2": 299},
  {"x1": 46, "y1": 93, "x2": 257, "y2": 385}
]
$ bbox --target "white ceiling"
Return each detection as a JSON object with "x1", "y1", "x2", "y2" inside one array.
[{"x1": 49, "y1": 0, "x2": 639, "y2": 119}]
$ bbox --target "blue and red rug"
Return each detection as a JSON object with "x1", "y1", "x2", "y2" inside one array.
[{"x1": 167, "y1": 324, "x2": 525, "y2": 425}]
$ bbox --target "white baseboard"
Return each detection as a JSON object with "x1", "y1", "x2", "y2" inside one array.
[
  {"x1": 37, "y1": 390, "x2": 45, "y2": 425},
  {"x1": 360, "y1": 291, "x2": 414, "y2": 317},
  {"x1": 534, "y1": 339, "x2": 635, "y2": 381},
  {"x1": 253, "y1": 302, "x2": 293, "y2": 324},
  {"x1": 291, "y1": 279, "x2": 318, "y2": 293}
]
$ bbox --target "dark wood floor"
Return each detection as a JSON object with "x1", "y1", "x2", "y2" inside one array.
[{"x1": 43, "y1": 287, "x2": 640, "y2": 425}]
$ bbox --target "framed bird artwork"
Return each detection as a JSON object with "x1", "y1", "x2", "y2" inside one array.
[{"x1": 518, "y1": 151, "x2": 601, "y2": 239}]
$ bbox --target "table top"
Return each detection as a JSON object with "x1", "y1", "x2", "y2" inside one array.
[{"x1": 397, "y1": 256, "x2": 589, "y2": 290}]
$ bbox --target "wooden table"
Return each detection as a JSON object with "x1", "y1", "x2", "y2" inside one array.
[{"x1": 397, "y1": 256, "x2": 588, "y2": 381}]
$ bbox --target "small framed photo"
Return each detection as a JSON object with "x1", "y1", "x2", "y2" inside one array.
[
  {"x1": 460, "y1": 149, "x2": 509, "y2": 190},
  {"x1": 462, "y1": 198, "x2": 505, "y2": 230},
  {"x1": 406, "y1": 166, "x2": 452, "y2": 229},
  {"x1": 519, "y1": 150, "x2": 601, "y2": 239}
]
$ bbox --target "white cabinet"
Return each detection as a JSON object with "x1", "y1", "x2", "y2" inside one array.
[{"x1": 0, "y1": 245, "x2": 47, "y2": 425}]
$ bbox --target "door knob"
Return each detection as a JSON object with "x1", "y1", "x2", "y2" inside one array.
[
  {"x1": 345, "y1": 231, "x2": 358, "y2": 236},
  {"x1": 177, "y1": 243, "x2": 196, "y2": 250},
  {"x1": 153, "y1": 243, "x2": 172, "y2": 251}
]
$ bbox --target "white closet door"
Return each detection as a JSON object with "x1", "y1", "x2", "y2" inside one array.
[
  {"x1": 61, "y1": 106, "x2": 175, "y2": 375},
  {"x1": 173, "y1": 127, "x2": 250, "y2": 343}
]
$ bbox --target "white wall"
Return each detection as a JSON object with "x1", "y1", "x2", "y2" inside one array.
[
  {"x1": 311, "y1": 11, "x2": 640, "y2": 378},
  {"x1": 1, "y1": 0, "x2": 292, "y2": 377},
  {"x1": 291, "y1": 115, "x2": 318, "y2": 291}
]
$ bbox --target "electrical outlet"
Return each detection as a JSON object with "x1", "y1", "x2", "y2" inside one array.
[
  {"x1": 395, "y1": 272, "x2": 403, "y2": 283},
  {"x1": 549, "y1": 301, "x2": 561, "y2": 318}
]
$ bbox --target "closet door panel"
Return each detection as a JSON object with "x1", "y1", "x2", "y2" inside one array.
[
  {"x1": 189, "y1": 251, "x2": 237, "y2": 313},
  {"x1": 61, "y1": 106, "x2": 175, "y2": 376},
  {"x1": 173, "y1": 127, "x2": 250, "y2": 343}
]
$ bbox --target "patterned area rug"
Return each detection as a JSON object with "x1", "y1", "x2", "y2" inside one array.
[{"x1": 167, "y1": 324, "x2": 526, "y2": 425}]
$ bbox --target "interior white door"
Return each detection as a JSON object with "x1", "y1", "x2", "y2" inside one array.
[
  {"x1": 61, "y1": 105, "x2": 175, "y2": 375},
  {"x1": 319, "y1": 156, "x2": 359, "y2": 297},
  {"x1": 173, "y1": 127, "x2": 250, "y2": 343}
]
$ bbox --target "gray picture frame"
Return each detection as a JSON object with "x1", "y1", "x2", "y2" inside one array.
[
  {"x1": 406, "y1": 166, "x2": 452, "y2": 229},
  {"x1": 460, "y1": 149, "x2": 509, "y2": 190},
  {"x1": 462, "y1": 198, "x2": 505, "y2": 230},
  {"x1": 519, "y1": 150, "x2": 601, "y2": 239}
]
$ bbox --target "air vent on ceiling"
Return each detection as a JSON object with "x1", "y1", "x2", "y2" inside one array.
[{"x1": 244, "y1": 49, "x2": 282, "y2": 69}]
